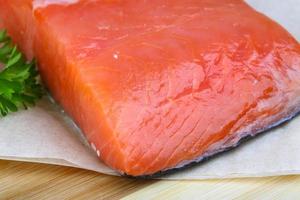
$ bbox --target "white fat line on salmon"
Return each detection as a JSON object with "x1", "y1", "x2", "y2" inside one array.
[
  {"x1": 91, "y1": 143, "x2": 97, "y2": 152},
  {"x1": 33, "y1": 0, "x2": 79, "y2": 9},
  {"x1": 90, "y1": 142, "x2": 101, "y2": 157}
]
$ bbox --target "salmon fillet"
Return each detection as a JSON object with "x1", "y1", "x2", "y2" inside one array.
[{"x1": 1, "y1": 0, "x2": 300, "y2": 176}]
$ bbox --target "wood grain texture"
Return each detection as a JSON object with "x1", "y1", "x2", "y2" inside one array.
[{"x1": 0, "y1": 160, "x2": 300, "y2": 200}]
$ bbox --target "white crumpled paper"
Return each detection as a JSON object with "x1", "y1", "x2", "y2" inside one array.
[{"x1": 1, "y1": 0, "x2": 300, "y2": 180}]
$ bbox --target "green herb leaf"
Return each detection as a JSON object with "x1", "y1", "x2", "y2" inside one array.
[{"x1": 0, "y1": 29, "x2": 43, "y2": 117}]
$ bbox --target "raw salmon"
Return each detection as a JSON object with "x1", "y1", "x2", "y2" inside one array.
[{"x1": 1, "y1": 0, "x2": 300, "y2": 176}]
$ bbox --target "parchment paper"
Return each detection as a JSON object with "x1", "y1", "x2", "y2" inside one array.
[{"x1": 1, "y1": 0, "x2": 300, "y2": 180}]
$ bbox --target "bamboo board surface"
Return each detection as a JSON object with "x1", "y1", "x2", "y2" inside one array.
[{"x1": 0, "y1": 160, "x2": 300, "y2": 200}]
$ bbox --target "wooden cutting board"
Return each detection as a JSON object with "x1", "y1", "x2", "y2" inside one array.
[{"x1": 0, "y1": 160, "x2": 300, "y2": 200}]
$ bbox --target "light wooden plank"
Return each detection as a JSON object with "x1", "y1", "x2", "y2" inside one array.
[
  {"x1": 0, "y1": 160, "x2": 154, "y2": 200},
  {"x1": 0, "y1": 160, "x2": 300, "y2": 200},
  {"x1": 123, "y1": 176, "x2": 300, "y2": 200}
]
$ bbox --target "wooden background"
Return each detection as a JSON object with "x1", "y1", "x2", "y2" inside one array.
[{"x1": 1, "y1": 160, "x2": 300, "y2": 199}]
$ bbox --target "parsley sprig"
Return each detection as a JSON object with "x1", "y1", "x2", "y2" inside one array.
[{"x1": 0, "y1": 29, "x2": 43, "y2": 117}]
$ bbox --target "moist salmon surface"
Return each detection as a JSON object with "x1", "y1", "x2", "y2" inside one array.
[{"x1": 1, "y1": 0, "x2": 300, "y2": 176}]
